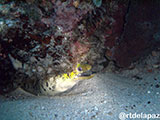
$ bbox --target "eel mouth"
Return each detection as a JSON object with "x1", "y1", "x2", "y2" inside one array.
[{"x1": 78, "y1": 71, "x2": 96, "y2": 77}]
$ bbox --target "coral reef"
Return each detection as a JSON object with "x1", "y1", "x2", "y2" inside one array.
[
  {"x1": 93, "y1": 0, "x2": 102, "y2": 7},
  {"x1": 1, "y1": 0, "x2": 160, "y2": 95},
  {"x1": 0, "y1": 0, "x2": 105, "y2": 94}
]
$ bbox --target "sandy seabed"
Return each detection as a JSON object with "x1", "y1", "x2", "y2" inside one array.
[{"x1": 0, "y1": 52, "x2": 160, "y2": 120}]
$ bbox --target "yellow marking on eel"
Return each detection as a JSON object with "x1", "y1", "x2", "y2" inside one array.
[{"x1": 59, "y1": 63, "x2": 94, "y2": 82}]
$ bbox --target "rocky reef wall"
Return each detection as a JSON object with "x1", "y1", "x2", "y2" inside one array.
[{"x1": 0, "y1": 0, "x2": 160, "y2": 94}]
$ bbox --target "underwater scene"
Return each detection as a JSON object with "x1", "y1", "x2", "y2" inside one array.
[{"x1": 0, "y1": 0, "x2": 160, "y2": 120}]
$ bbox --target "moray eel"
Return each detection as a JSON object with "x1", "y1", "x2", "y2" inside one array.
[{"x1": 21, "y1": 63, "x2": 95, "y2": 96}]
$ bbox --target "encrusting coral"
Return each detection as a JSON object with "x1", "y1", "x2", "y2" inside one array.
[{"x1": 0, "y1": 0, "x2": 128, "y2": 95}]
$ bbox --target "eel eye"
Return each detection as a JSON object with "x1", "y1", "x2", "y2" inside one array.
[{"x1": 77, "y1": 67, "x2": 82, "y2": 71}]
